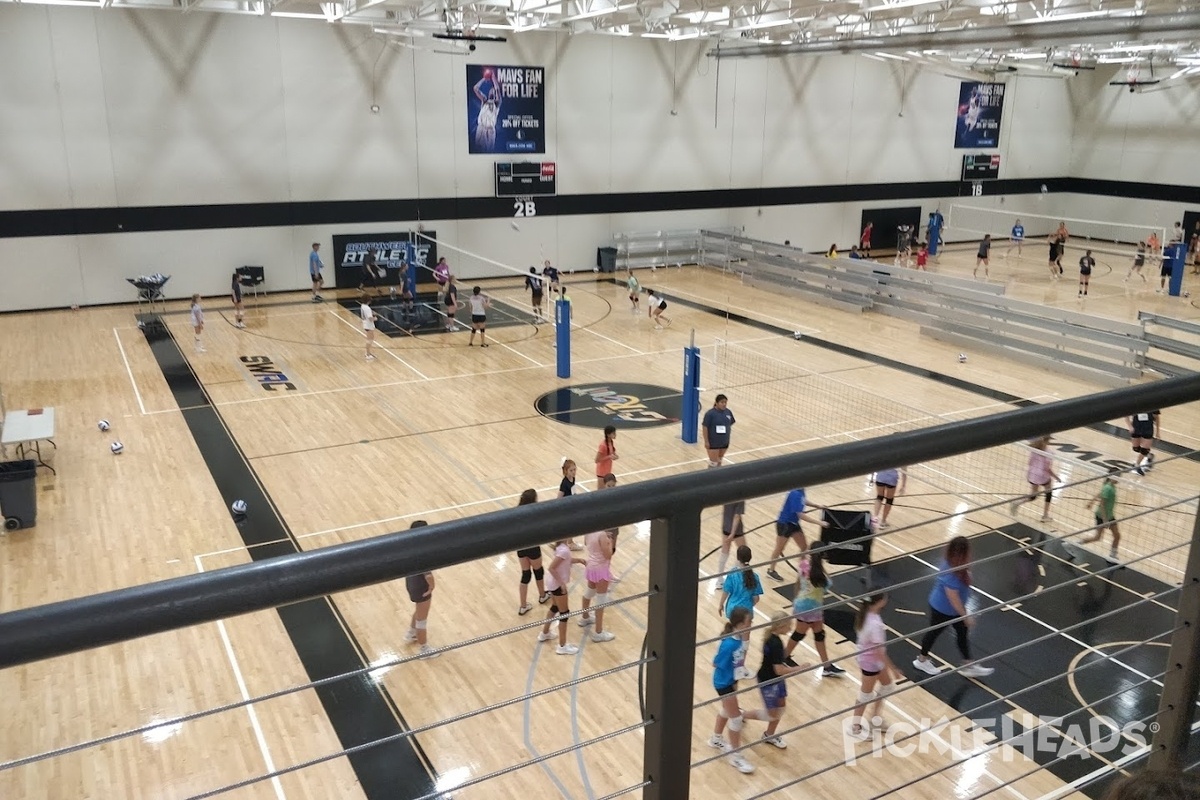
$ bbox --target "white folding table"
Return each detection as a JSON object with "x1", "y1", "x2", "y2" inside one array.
[{"x1": 1, "y1": 407, "x2": 56, "y2": 475}]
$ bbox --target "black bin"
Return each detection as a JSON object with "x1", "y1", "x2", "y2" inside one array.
[
  {"x1": 0, "y1": 460, "x2": 37, "y2": 531},
  {"x1": 597, "y1": 247, "x2": 618, "y2": 273}
]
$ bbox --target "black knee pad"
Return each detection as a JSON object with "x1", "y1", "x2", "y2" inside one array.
[
  {"x1": 521, "y1": 569, "x2": 532, "y2": 585},
  {"x1": 814, "y1": 630, "x2": 827, "y2": 642},
  {"x1": 790, "y1": 631, "x2": 806, "y2": 643},
  {"x1": 875, "y1": 494, "x2": 886, "y2": 503},
  {"x1": 884, "y1": 497, "x2": 894, "y2": 506},
  {"x1": 533, "y1": 567, "x2": 545, "y2": 581}
]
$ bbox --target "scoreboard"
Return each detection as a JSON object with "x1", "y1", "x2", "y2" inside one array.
[
  {"x1": 962, "y1": 154, "x2": 1001, "y2": 181},
  {"x1": 495, "y1": 162, "x2": 557, "y2": 197}
]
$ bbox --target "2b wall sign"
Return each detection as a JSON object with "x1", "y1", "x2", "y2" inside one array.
[{"x1": 467, "y1": 65, "x2": 545, "y2": 154}]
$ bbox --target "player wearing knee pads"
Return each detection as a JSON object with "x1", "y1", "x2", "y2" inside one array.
[
  {"x1": 404, "y1": 520, "x2": 439, "y2": 659},
  {"x1": 849, "y1": 593, "x2": 894, "y2": 739},
  {"x1": 515, "y1": 490, "x2": 552, "y2": 615}
]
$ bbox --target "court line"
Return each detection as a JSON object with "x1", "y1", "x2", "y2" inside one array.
[
  {"x1": 660, "y1": 279, "x2": 822, "y2": 335},
  {"x1": 195, "y1": 555, "x2": 288, "y2": 800},
  {"x1": 522, "y1": 643, "x2": 574, "y2": 798},
  {"x1": 112, "y1": 327, "x2": 148, "y2": 416},
  {"x1": 142, "y1": 334, "x2": 780, "y2": 416},
  {"x1": 570, "y1": 637, "x2": 598, "y2": 800},
  {"x1": 325, "y1": 309, "x2": 432, "y2": 380}
]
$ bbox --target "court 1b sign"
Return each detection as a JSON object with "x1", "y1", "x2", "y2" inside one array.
[
  {"x1": 535, "y1": 384, "x2": 681, "y2": 429},
  {"x1": 467, "y1": 65, "x2": 545, "y2": 155}
]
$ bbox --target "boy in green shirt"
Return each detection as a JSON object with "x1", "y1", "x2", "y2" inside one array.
[{"x1": 1079, "y1": 469, "x2": 1121, "y2": 564}]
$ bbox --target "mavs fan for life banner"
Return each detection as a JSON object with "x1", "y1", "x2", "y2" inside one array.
[
  {"x1": 332, "y1": 232, "x2": 437, "y2": 293},
  {"x1": 466, "y1": 65, "x2": 545, "y2": 154},
  {"x1": 954, "y1": 82, "x2": 1005, "y2": 149}
]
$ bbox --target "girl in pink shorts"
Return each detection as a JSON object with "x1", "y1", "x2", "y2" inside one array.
[{"x1": 578, "y1": 530, "x2": 616, "y2": 643}]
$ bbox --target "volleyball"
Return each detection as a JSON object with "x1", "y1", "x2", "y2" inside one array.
[
  {"x1": 231, "y1": 499, "x2": 248, "y2": 515},
  {"x1": 110, "y1": 441, "x2": 124, "y2": 455},
  {"x1": 1040, "y1": 184, "x2": 1048, "y2": 194},
  {"x1": 958, "y1": 353, "x2": 968, "y2": 363},
  {"x1": 511, "y1": 221, "x2": 520, "y2": 231},
  {"x1": 97, "y1": 419, "x2": 111, "y2": 432}
]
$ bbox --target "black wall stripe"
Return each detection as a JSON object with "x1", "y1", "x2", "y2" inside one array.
[
  {"x1": 139, "y1": 318, "x2": 436, "y2": 800},
  {"x1": 10, "y1": 176, "x2": 1199, "y2": 239}
]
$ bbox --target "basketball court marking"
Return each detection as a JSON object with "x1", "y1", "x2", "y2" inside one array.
[
  {"x1": 650, "y1": 281, "x2": 823, "y2": 335},
  {"x1": 325, "y1": 309, "x2": 432, "y2": 379},
  {"x1": 194, "y1": 555, "x2": 289, "y2": 800},
  {"x1": 112, "y1": 327, "x2": 147, "y2": 416}
]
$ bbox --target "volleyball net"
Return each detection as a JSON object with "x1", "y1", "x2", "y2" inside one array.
[{"x1": 946, "y1": 204, "x2": 1168, "y2": 264}]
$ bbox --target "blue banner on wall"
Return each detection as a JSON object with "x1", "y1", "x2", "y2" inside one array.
[
  {"x1": 954, "y1": 82, "x2": 1005, "y2": 149},
  {"x1": 467, "y1": 65, "x2": 545, "y2": 155}
]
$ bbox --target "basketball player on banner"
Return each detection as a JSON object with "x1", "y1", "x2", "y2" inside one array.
[{"x1": 473, "y1": 68, "x2": 501, "y2": 152}]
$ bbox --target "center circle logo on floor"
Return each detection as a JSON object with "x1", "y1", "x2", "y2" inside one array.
[{"x1": 535, "y1": 384, "x2": 681, "y2": 429}]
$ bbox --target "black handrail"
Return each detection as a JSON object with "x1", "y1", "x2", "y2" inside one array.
[{"x1": 0, "y1": 373, "x2": 1198, "y2": 669}]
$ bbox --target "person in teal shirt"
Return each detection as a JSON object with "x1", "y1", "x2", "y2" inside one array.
[{"x1": 1079, "y1": 469, "x2": 1121, "y2": 564}]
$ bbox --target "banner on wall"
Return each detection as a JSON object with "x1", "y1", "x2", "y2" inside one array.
[
  {"x1": 331, "y1": 231, "x2": 437, "y2": 292},
  {"x1": 466, "y1": 65, "x2": 545, "y2": 154},
  {"x1": 954, "y1": 82, "x2": 1005, "y2": 149}
]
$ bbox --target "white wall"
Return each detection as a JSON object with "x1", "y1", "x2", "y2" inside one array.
[{"x1": 0, "y1": 5, "x2": 1078, "y2": 310}]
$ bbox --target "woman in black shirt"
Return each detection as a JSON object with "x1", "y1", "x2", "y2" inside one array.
[{"x1": 757, "y1": 611, "x2": 810, "y2": 748}]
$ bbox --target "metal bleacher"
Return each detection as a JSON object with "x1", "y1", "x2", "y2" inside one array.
[
  {"x1": 1139, "y1": 312, "x2": 1200, "y2": 377},
  {"x1": 616, "y1": 228, "x2": 1153, "y2": 385}
]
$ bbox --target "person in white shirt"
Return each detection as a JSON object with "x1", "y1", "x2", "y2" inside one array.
[
  {"x1": 645, "y1": 289, "x2": 671, "y2": 328},
  {"x1": 360, "y1": 296, "x2": 378, "y2": 361},
  {"x1": 468, "y1": 286, "x2": 490, "y2": 348},
  {"x1": 190, "y1": 294, "x2": 205, "y2": 353}
]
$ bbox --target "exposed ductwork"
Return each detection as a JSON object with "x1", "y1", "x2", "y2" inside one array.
[{"x1": 708, "y1": 12, "x2": 1200, "y2": 59}]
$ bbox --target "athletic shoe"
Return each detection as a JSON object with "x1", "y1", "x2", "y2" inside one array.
[
  {"x1": 578, "y1": 615, "x2": 594, "y2": 627},
  {"x1": 536, "y1": 631, "x2": 556, "y2": 642},
  {"x1": 366, "y1": 354, "x2": 376, "y2": 361},
  {"x1": 1040, "y1": 515, "x2": 1053, "y2": 524},
  {"x1": 762, "y1": 735, "x2": 787, "y2": 749},
  {"x1": 960, "y1": 663, "x2": 995, "y2": 678},
  {"x1": 727, "y1": 754, "x2": 754, "y2": 774},
  {"x1": 1146, "y1": 453, "x2": 1155, "y2": 470},
  {"x1": 538, "y1": 592, "x2": 552, "y2": 604},
  {"x1": 708, "y1": 734, "x2": 728, "y2": 751},
  {"x1": 517, "y1": 604, "x2": 532, "y2": 616},
  {"x1": 417, "y1": 645, "x2": 440, "y2": 659},
  {"x1": 236, "y1": 322, "x2": 246, "y2": 329},
  {"x1": 403, "y1": 629, "x2": 418, "y2": 643},
  {"x1": 783, "y1": 657, "x2": 799, "y2": 668},
  {"x1": 821, "y1": 665, "x2": 847, "y2": 678},
  {"x1": 555, "y1": 644, "x2": 580, "y2": 656},
  {"x1": 1135, "y1": 466, "x2": 1146, "y2": 476},
  {"x1": 912, "y1": 657, "x2": 940, "y2": 676},
  {"x1": 848, "y1": 724, "x2": 871, "y2": 741},
  {"x1": 878, "y1": 521, "x2": 892, "y2": 530},
  {"x1": 1106, "y1": 551, "x2": 1122, "y2": 567},
  {"x1": 591, "y1": 631, "x2": 615, "y2": 643},
  {"x1": 766, "y1": 569, "x2": 784, "y2": 582}
]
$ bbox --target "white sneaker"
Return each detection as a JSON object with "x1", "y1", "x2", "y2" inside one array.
[
  {"x1": 848, "y1": 723, "x2": 871, "y2": 741},
  {"x1": 762, "y1": 735, "x2": 787, "y2": 749},
  {"x1": 1040, "y1": 515, "x2": 1053, "y2": 524},
  {"x1": 366, "y1": 354, "x2": 376, "y2": 361},
  {"x1": 536, "y1": 631, "x2": 556, "y2": 642},
  {"x1": 555, "y1": 644, "x2": 579, "y2": 656},
  {"x1": 913, "y1": 657, "x2": 940, "y2": 676},
  {"x1": 591, "y1": 631, "x2": 615, "y2": 643},
  {"x1": 403, "y1": 629, "x2": 417, "y2": 643},
  {"x1": 708, "y1": 734, "x2": 728, "y2": 751},
  {"x1": 578, "y1": 616, "x2": 593, "y2": 627},
  {"x1": 727, "y1": 754, "x2": 754, "y2": 774},
  {"x1": 960, "y1": 663, "x2": 995, "y2": 678},
  {"x1": 417, "y1": 645, "x2": 440, "y2": 659}
]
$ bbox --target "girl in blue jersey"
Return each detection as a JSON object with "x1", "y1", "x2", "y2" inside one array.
[
  {"x1": 709, "y1": 606, "x2": 768, "y2": 774},
  {"x1": 912, "y1": 536, "x2": 995, "y2": 679}
]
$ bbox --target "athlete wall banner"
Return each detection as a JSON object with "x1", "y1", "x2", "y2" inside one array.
[
  {"x1": 331, "y1": 231, "x2": 437, "y2": 293},
  {"x1": 466, "y1": 64, "x2": 546, "y2": 155},
  {"x1": 954, "y1": 81, "x2": 1005, "y2": 149}
]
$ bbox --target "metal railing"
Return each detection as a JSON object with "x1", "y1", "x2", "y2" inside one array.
[{"x1": 1, "y1": 374, "x2": 1200, "y2": 798}]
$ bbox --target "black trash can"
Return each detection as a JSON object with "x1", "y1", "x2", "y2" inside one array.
[
  {"x1": 0, "y1": 460, "x2": 37, "y2": 531},
  {"x1": 597, "y1": 247, "x2": 618, "y2": 273}
]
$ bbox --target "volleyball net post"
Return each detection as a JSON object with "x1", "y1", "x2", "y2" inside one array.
[
  {"x1": 681, "y1": 329, "x2": 700, "y2": 444},
  {"x1": 555, "y1": 290, "x2": 571, "y2": 378}
]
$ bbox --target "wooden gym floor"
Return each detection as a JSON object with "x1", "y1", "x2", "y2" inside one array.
[{"x1": 0, "y1": 241, "x2": 1198, "y2": 800}]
